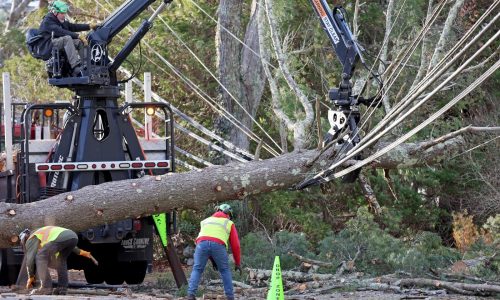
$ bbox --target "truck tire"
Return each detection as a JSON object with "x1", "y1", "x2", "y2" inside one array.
[
  {"x1": 123, "y1": 261, "x2": 147, "y2": 285},
  {"x1": 104, "y1": 262, "x2": 124, "y2": 285},
  {"x1": 83, "y1": 264, "x2": 104, "y2": 284},
  {"x1": 0, "y1": 250, "x2": 8, "y2": 286},
  {"x1": 0, "y1": 250, "x2": 19, "y2": 286}
]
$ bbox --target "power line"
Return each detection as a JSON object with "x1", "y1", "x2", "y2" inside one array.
[
  {"x1": 186, "y1": 0, "x2": 278, "y2": 71},
  {"x1": 95, "y1": 0, "x2": 282, "y2": 157},
  {"x1": 301, "y1": 26, "x2": 500, "y2": 186},
  {"x1": 330, "y1": 12, "x2": 500, "y2": 173},
  {"x1": 156, "y1": 14, "x2": 283, "y2": 154},
  {"x1": 329, "y1": 58, "x2": 500, "y2": 180},
  {"x1": 136, "y1": 44, "x2": 280, "y2": 157}
]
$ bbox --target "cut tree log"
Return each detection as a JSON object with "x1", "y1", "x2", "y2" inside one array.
[
  {"x1": 288, "y1": 251, "x2": 334, "y2": 268},
  {"x1": 248, "y1": 268, "x2": 337, "y2": 282},
  {"x1": 400, "y1": 278, "x2": 500, "y2": 296},
  {"x1": 0, "y1": 134, "x2": 468, "y2": 248}
]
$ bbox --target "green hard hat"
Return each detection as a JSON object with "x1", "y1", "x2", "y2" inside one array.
[
  {"x1": 51, "y1": 0, "x2": 69, "y2": 13},
  {"x1": 217, "y1": 203, "x2": 233, "y2": 217}
]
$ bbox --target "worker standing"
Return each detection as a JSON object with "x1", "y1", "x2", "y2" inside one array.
[
  {"x1": 17, "y1": 226, "x2": 97, "y2": 295},
  {"x1": 187, "y1": 204, "x2": 241, "y2": 300}
]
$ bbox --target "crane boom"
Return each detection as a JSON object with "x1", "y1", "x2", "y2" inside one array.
[
  {"x1": 309, "y1": 0, "x2": 363, "y2": 78},
  {"x1": 297, "y1": 1, "x2": 380, "y2": 188}
]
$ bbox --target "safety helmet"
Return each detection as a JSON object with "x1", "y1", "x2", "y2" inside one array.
[
  {"x1": 216, "y1": 204, "x2": 233, "y2": 219},
  {"x1": 19, "y1": 229, "x2": 31, "y2": 249},
  {"x1": 50, "y1": 0, "x2": 69, "y2": 13}
]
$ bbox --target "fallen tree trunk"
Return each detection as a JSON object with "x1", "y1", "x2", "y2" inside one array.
[
  {"x1": 248, "y1": 268, "x2": 337, "y2": 282},
  {"x1": 400, "y1": 278, "x2": 500, "y2": 296},
  {"x1": 0, "y1": 136, "x2": 466, "y2": 247}
]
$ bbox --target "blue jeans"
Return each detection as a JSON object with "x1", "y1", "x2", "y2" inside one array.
[{"x1": 188, "y1": 241, "x2": 233, "y2": 298}]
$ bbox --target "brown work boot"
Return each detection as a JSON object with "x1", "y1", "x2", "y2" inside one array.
[{"x1": 186, "y1": 295, "x2": 196, "y2": 300}]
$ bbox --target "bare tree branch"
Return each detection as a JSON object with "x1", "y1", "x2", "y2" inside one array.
[
  {"x1": 263, "y1": 0, "x2": 314, "y2": 149},
  {"x1": 288, "y1": 251, "x2": 334, "y2": 268},
  {"x1": 411, "y1": 0, "x2": 434, "y2": 90},
  {"x1": 428, "y1": 0, "x2": 466, "y2": 71},
  {"x1": 352, "y1": 0, "x2": 360, "y2": 38},
  {"x1": 417, "y1": 125, "x2": 500, "y2": 151},
  {"x1": 358, "y1": 173, "x2": 382, "y2": 215},
  {"x1": 378, "y1": 0, "x2": 396, "y2": 114}
]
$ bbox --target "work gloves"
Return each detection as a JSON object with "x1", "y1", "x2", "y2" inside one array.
[
  {"x1": 26, "y1": 276, "x2": 35, "y2": 289},
  {"x1": 79, "y1": 250, "x2": 92, "y2": 258},
  {"x1": 235, "y1": 265, "x2": 242, "y2": 276},
  {"x1": 79, "y1": 250, "x2": 99, "y2": 265},
  {"x1": 78, "y1": 33, "x2": 88, "y2": 46},
  {"x1": 89, "y1": 21, "x2": 101, "y2": 30}
]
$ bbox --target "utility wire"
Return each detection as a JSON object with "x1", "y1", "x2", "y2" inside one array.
[
  {"x1": 121, "y1": 68, "x2": 259, "y2": 159},
  {"x1": 96, "y1": 0, "x2": 281, "y2": 157},
  {"x1": 155, "y1": 14, "x2": 283, "y2": 154},
  {"x1": 339, "y1": 10, "x2": 500, "y2": 167},
  {"x1": 186, "y1": 0, "x2": 278, "y2": 70},
  {"x1": 129, "y1": 117, "x2": 200, "y2": 169},
  {"x1": 361, "y1": 10, "x2": 500, "y2": 147},
  {"x1": 304, "y1": 26, "x2": 500, "y2": 185},
  {"x1": 384, "y1": 0, "x2": 500, "y2": 124},
  {"x1": 136, "y1": 44, "x2": 280, "y2": 157},
  {"x1": 329, "y1": 59, "x2": 500, "y2": 180}
]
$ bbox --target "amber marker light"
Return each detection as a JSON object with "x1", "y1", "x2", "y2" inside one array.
[
  {"x1": 146, "y1": 107, "x2": 155, "y2": 116},
  {"x1": 43, "y1": 108, "x2": 54, "y2": 118}
]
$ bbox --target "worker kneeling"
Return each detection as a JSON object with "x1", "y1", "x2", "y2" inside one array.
[
  {"x1": 17, "y1": 226, "x2": 97, "y2": 295},
  {"x1": 188, "y1": 204, "x2": 242, "y2": 300}
]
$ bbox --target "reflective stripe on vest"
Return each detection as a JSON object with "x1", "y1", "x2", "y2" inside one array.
[
  {"x1": 30, "y1": 226, "x2": 66, "y2": 248},
  {"x1": 197, "y1": 217, "x2": 233, "y2": 248}
]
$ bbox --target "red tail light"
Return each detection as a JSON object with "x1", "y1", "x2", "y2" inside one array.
[{"x1": 133, "y1": 219, "x2": 142, "y2": 231}]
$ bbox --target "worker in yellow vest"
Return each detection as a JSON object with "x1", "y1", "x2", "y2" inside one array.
[
  {"x1": 17, "y1": 226, "x2": 97, "y2": 295},
  {"x1": 187, "y1": 204, "x2": 241, "y2": 300}
]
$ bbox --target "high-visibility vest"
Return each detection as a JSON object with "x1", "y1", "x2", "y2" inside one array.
[
  {"x1": 198, "y1": 217, "x2": 233, "y2": 248},
  {"x1": 30, "y1": 226, "x2": 66, "y2": 248}
]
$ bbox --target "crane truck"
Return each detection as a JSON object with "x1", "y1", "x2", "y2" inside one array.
[
  {"x1": 0, "y1": 0, "x2": 186, "y2": 287},
  {"x1": 0, "y1": 0, "x2": 381, "y2": 287}
]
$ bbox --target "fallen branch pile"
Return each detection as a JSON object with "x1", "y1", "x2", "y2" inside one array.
[{"x1": 203, "y1": 268, "x2": 500, "y2": 298}]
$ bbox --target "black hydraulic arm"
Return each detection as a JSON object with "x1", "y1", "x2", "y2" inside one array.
[
  {"x1": 309, "y1": 0, "x2": 363, "y2": 79},
  {"x1": 295, "y1": 1, "x2": 378, "y2": 189},
  {"x1": 91, "y1": 0, "x2": 156, "y2": 43},
  {"x1": 108, "y1": 0, "x2": 171, "y2": 72}
]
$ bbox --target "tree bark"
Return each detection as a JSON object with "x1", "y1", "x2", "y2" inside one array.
[
  {"x1": 214, "y1": 0, "x2": 266, "y2": 154},
  {"x1": 0, "y1": 135, "x2": 467, "y2": 248},
  {"x1": 378, "y1": 0, "x2": 395, "y2": 114},
  {"x1": 428, "y1": 0, "x2": 466, "y2": 71},
  {"x1": 400, "y1": 278, "x2": 500, "y2": 295}
]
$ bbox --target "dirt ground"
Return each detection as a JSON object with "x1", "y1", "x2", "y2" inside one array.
[{"x1": 0, "y1": 270, "x2": 495, "y2": 300}]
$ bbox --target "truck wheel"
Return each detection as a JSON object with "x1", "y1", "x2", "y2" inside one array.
[
  {"x1": 0, "y1": 250, "x2": 8, "y2": 286},
  {"x1": 104, "y1": 262, "x2": 124, "y2": 285},
  {"x1": 84, "y1": 264, "x2": 104, "y2": 284},
  {"x1": 0, "y1": 250, "x2": 19, "y2": 286},
  {"x1": 123, "y1": 261, "x2": 147, "y2": 285}
]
